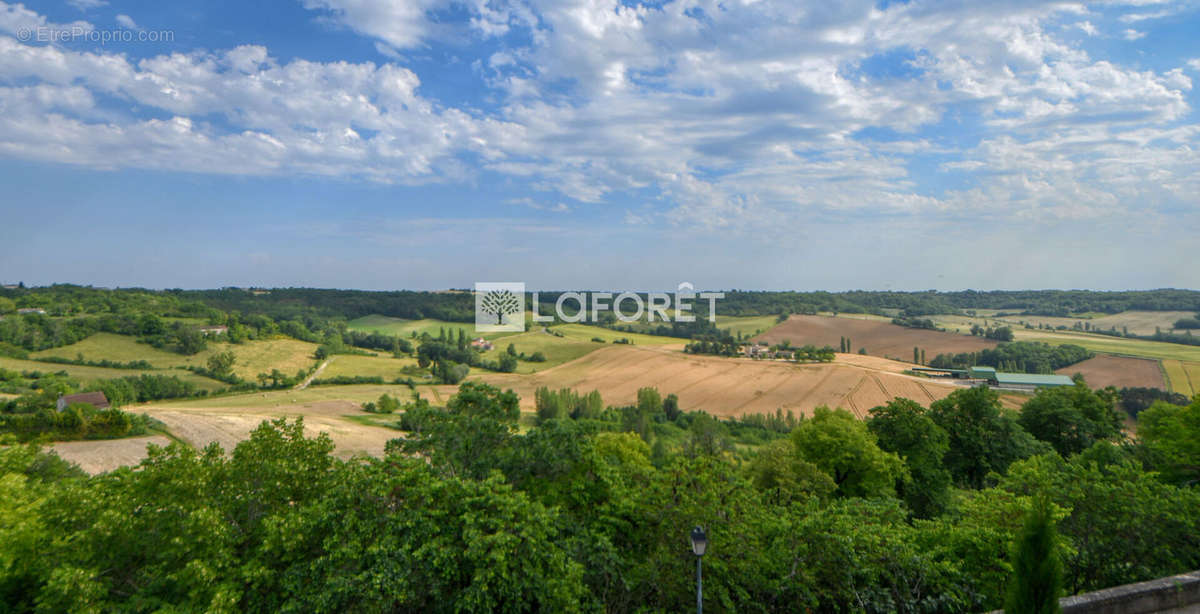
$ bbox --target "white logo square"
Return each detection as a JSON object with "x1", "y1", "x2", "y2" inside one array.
[{"x1": 475, "y1": 282, "x2": 526, "y2": 332}]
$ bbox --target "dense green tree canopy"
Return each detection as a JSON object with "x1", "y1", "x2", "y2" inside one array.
[{"x1": 792, "y1": 407, "x2": 908, "y2": 498}]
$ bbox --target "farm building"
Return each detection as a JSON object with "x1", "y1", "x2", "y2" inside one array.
[
  {"x1": 968, "y1": 366, "x2": 996, "y2": 380},
  {"x1": 197, "y1": 325, "x2": 229, "y2": 335},
  {"x1": 992, "y1": 372, "x2": 1075, "y2": 392},
  {"x1": 17, "y1": 308, "x2": 46, "y2": 315},
  {"x1": 56, "y1": 391, "x2": 110, "y2": 411},
  {"x1": 911, "y1": 365, "x2": 1074, "y2": 391},
  {"x1": 470, "y1": 337, "x2": 494, "y2": 351}
]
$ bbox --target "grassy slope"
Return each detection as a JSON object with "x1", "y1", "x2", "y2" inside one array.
[
  {"x1": 716, "y1": 315, "x2": 780, "y2": 338},
  {"x1": 209, "y1": 339, "x2": 321, "y2": 380},
  {"x1": 320, "y1": 354, "x2": 420, "y2": 380},
  {"x1": 347, "y1": 315, "x2": 518, "y2": 341},
  {"x1": 477, "y1": 329, "x2": 602, "y2": 374},
  {"x1": 32, "y1": 332, "x2": 200, "y2": 368},
  {"x1": 959, "y1": 310, "x2": 1197, "y2": 336},
  {"x1": 0, "y1": 356, "x2": 225, "y2": 391},
  {"x1": 1162, "y1": 361, "x2": 1194, "y2": 396},
  {"x1": 553, "y1": 323, "x2": 687, "y2": 345},
  {"x1": 31, "y1": 333, "x2": 320, "y2": 381}
]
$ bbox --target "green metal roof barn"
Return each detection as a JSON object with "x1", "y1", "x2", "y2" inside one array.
[{"x1": 993, "y1": 372, "x2": 1075, "y2": 388}]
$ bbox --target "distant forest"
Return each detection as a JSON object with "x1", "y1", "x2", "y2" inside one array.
[{"x1": 3, "y1": 285, "x2": 1200, "y2": 324}]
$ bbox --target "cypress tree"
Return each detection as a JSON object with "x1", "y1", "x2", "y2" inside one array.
[{"x1": 1005, "y1": 494, "x2": 1063, "y2": 614}]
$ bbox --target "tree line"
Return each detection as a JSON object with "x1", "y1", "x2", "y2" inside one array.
[{"x1": 929, "y1": 341, "x2": 1093, "y2": 373}]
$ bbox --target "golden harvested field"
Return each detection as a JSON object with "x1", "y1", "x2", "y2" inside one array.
[
  {"x1": 464, "y1": 345, "x2": 964, "y2": 418},
  {"x1": 58, "y1": 396, "x2": 408, "y2": 474},
  {"x1": 1054, "y1": 355, "x2": 1165, "y2": 390},
  {"x1": 50, "y1": 435, "x2": 174, "y2": 474},
  {"x1": 755, "y1": 315, "x2": 995, "y2": 361}
]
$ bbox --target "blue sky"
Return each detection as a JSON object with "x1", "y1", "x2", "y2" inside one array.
[{"x1": 1, "y1": 0, "x2": 1198, "y2": 291}]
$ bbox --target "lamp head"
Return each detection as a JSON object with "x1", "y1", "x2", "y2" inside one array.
[{"x1": 690, "y1": 526, "x2": 707, "y2": 557}]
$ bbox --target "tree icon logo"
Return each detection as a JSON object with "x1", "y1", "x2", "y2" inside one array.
[{"x1": 474, "y1": 282, "x2": 526, "y2": 332}]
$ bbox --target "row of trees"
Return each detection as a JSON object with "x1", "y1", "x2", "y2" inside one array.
[
  {"x1": 0, "y1": 402, "x2": 148, "y2": 442},
  {"x1": 929, "y1": 341, "x2": 1093, "y2": 373}
]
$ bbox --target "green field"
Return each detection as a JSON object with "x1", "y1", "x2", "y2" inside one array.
[
  {"x1": 32, "y1": 333, "x2": 201, "y2": 368},
  {"x1": 320, "y1": 354, "x2": 421, "y2": 380},
  {"x1": 0, "y1": 356, "x2": 225, "y2": 391},
  {"x1": 30, "y1": 333, "x2": 321, "y2": 380},
  {"x1": 346, "y1": 315, "x2": 520, "y2": 341},
  {"x1": 207, "y1": 338, "x2": 322, "y2": 379},
  {"x1": 552, "y1": 323, "x2": 687, "y2": 346},
  {"x1": 1162, "y1": 360, "x2": 1199, "y2": 397},
  {"x1": 972, "y1": 310, "x2": 1197, "y2": 337},
  {"x1": 478, "y1": 329, "x2": 602, "y2": 373},
  {"x1": 1010, "y1": 329, "x2": 1200, "y2": 363},
  {"x1": 717, "y1": 315, "x2": 781, "y2": 338},
  {"x1": 925, "y1": 313, "x2": 1200, "y2": 364}
]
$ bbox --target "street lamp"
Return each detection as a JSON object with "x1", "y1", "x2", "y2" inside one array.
[{"x1": 690, "y1": 526, "x2": 707, "y2": 614}]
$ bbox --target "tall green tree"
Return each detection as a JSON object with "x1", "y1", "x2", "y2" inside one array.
[
  {"x1": 1018, "y1": 383, "x2": 1122, "y2": 457},
  {"x1": 929, "y1": 386, "x2": 1048, "y2": 488},
  {"x1": 867, "y1": 398, "x2": 951, "y2": 518},
  {"x1": 1137, "y1": 396, "x2": 1200, "y2": 485},
  {"x1": 398, "y1": 382, "x2": 520, "y2": 480},
  {"x1": 1004, "y1": 494, "x2": 1063, "y2": 614},
  {"x1": 792, "y1": 407, "x2": 907, "y2": 498}
]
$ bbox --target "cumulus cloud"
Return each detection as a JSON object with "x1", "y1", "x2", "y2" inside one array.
[
  {"x1": 0, "y1": 0, "x2": 1196, "y2": 233},
  {"x1": 66, "y1": 0, "x2": 106, "y2": 10},
  {"x1": 114, "y1": 14, "x2": 137, "y2": 30}
]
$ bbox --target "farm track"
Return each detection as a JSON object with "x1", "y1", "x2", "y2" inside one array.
[{"x1": 295, "y1": 358, "x2": 331, "y2": 390}]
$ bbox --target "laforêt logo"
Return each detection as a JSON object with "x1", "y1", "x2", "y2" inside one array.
[
  {"x1": 474, "y1": 282, "x2": 725, "y2": 333},
  {"x1": 475, "y1": 282, "x2": 526, "y2": 332}
]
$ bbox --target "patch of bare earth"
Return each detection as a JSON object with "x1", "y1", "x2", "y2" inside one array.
[
  {"x1": 755, "y1": 315, "x2": 996, "y2": 361},
  {"x1": 50, "y1": 436, "x2": 172, "y2": 474},
  {"x1": 1056, "y1": 355, "x2": 1166, "y2": 390},
  {"x1": 51, "y1": 400, "x2": 401, "y2": 474}
]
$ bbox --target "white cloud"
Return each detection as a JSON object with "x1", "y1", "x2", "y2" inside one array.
[
  {"x1": 1122, "y1": 28, "x2": 1146, "y2": 40},
  {"x1": 0, "y1": 2, "x2": 92, "y2": 37},
  {"x1": 114, "y1": 14, "x2": 137, "y2": 30},
  {"x1": 66, "y1": 0, "x2": 106, "y2": 10},
  {"x1": 0, "y1": 0, "x2": 1196, "y2": 234}
]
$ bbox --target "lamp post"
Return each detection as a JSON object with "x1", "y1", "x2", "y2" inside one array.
[{"x1": 690, "y1": 526, "x2": 707, "y2": 614}]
